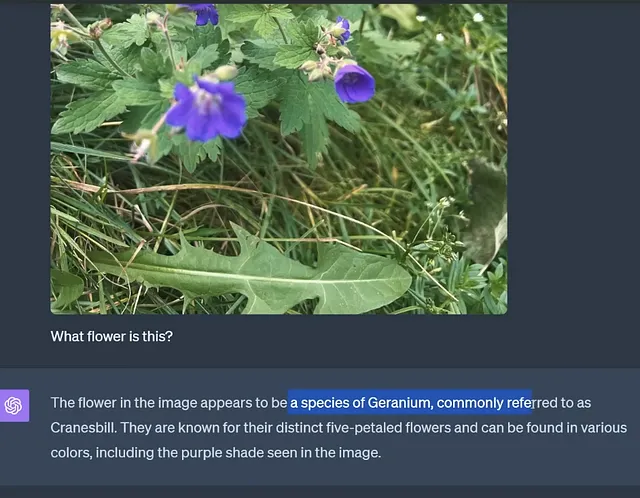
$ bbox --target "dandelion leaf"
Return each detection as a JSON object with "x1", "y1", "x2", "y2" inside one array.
[
  {"x1": 51, "y1": 269, "x2": 84, "y2": 309},
  {"x1": 88, "y1": 224, "x2": 411, "y2": 314},
  {"x1": 462, "y1": 159, "x2": 508, "y2": 270}
]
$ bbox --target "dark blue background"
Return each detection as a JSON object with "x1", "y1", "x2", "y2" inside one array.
[
  {"x1": 1, "y1": 0, "x2": 638, "y2": 496},
  {"x1": 0, "y1": 368, "x2": 638, "y2": 485}
]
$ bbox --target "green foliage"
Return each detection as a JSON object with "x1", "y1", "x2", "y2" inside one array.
[
  {"x1": 88, "y1": 224, "x2": 411, "y2": 314},
  {"x1": 51, "y1": 269, "x2": 84, "y2": 310},
  {"x1": 50, "y1": 4, "x2": 508, "y2": 314}
]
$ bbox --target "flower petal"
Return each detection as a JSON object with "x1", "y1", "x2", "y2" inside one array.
[{"x1": 165, "y1": 100, "x2": 193, "y2": 127}]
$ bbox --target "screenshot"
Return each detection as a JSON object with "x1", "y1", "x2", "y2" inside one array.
[{"x1": 0, "y1": 1, "x2": 638, "y2": 497}]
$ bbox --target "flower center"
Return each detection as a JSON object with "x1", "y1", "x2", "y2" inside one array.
[
  {"x1": 342, "y1": 74, "x2": 359, "y2": 85},
  {"x1": 195, "y1": 89, "x2": 222, "y2": 115}
]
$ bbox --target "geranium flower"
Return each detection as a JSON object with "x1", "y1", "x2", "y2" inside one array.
[
  {"x1": 165, "y1": 77, "x2": 247, "y2": 142},
  {"x1": 179, "y1": 4, "x2": 219, "y2": 26},
  {"x1": 334, "y1": 64, "x2": 375, "y2": 104},
  {"x1": 335, "y1": 16, "x2": 351, "y2": 44}
]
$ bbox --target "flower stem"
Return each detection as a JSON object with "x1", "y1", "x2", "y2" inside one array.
[
  {"x1": 273, "y1": 17, "x2": 288, "y2": 44},
  {"x1": 54, "y1": 4, "x2": 131, "y2": 78},
  {"x1": 93, "y1": 39, "x2": 131, "y2": 78}
]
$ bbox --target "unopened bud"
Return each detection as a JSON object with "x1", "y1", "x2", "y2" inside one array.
[
  {"x1": 329, "y1": 26, "x2": 346, "y2": 38},
  {"x1": 98, "y1": 18, "x2": 112, "y2": 31},
  {"x1": 212, "y1": 65, "x2": 238, "y2": 81},
  {"x1": 336, "y1": 45, "x2": 351, "y2": 56},
  {"x1": 299, "y1": 60, "x2": 318, "y2": 72},
  {"x1": 336, "y1": 58, "x2": 358, "y2": 70},
  {"x1": 308, "y1": 68, "x2": 325, "y2": 82},
  {"x1": 146, "y1": 11, "x2": 162, "y2": 24},
  {"x1": 166, "y1": 4, "x2": 184, "y2": 15},
  {"x1": 123, "y1": 130, "x2": 158, "y2": 164}
]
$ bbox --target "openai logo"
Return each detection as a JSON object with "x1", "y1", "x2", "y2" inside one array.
[{"x1": 4, "y1": 396, "x2": 22, "y2": 416}]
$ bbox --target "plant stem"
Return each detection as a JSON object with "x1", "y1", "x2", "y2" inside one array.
[
  {"x1": 55, "y1": 4, "x2": 85, "y2": 30},
  {"x1": 94, "y1": 39, "x2": 131, "y2": 78},
  {"x1": 161, "y1": 14, "x2": 177, "y2": 69},
  {"x1": 273, "y1": 17, "x2": 288, "y2": 44}
]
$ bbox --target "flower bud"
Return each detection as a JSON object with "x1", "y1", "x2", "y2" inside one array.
[
  {"x1": 336, "y1": 45, "x2": 351, "y2": 56},
  {"x1": 165, "y1": 4, "x2": 184, "y2": 15},
  {"x1": 146, "y1": 11, "x2": 162, "y2": 24},
  {"x1": 123, "y1": 130, "x2": 158, "y2": 164},
  {"x1": 212, "y1": 65, "x2": 238, "y2": 81},
  {"x1": 329, "y1": 26, "x2": 346, "y2": 38},
  {"x1": 98, "y1": 18, "x2": 113, "y2": 31},
  {"x1": 335, "y1": 59, "x2": 358, "y2": 70},
  {"x1": 308, "y1": 68, "x2": 325, "y2": 82},
  {"x1": 299, "y1": 60, "x2": 318, "y2": 72}
]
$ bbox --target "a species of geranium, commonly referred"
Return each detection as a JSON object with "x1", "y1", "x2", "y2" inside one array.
[
  {"x1": 334, "y1": 16, "x2": 351, "y2": 44},
  {"x1": 165, "y1": 76, "x2": 247, "y2": 142},
  {"x1": 179, "y1": 4, "x2": 219, "y2": 26},
  {"x1": 334, "y1": 63, "x2": 375, "y2": 104}
]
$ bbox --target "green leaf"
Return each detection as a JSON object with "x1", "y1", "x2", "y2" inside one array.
[
  {"x1": 287, "y1": 19, "x2": 321, "y2": 47},
  {"x1": 363, "y1": 32, "x2": 422, "y2": 58},
  {"x1": 88, "y1": 224, "x2": 411, "y2": 314},
  {"x1": 51, "y1": 269, "x2": 84, "y2": 309},
  {"x1": 273, "y1": 44, "x2": 317, "y2": 69},
  {"x1": 462, "y1": 159, "x2": 508, "y2": 271},
  {"x1": 223, "y1": 4, "x2": 265, "y2": 23},
  {"x1": 378, "y1": 4, "x2": 423, "y2": 32},
  {"x1": 187, "y1": 44, "x2": 220, "y2": 75},
  {"x1": 101, "y1": 14, "x2": 150, "y2": 48},
  {"x1": 241, "y1": 41, "x2": 279, "y2": 70},
  {"x1": 172, "y1": 135, "x2": 220, "y2": 173},
  {"x1": 55, "y1": 59, "x2": 118, "y2": 90},
  {"x1": 279, "y1": 75, "x2": 360, "y2": 166},
  {"x1": 51, "y1": 90, "x2": 127, "y2": 135},
  {"x1": 94, "y1": 44, "x2": 142, "y2": 75},
  {"x1": 138, "y1": 47, "x2": 173, "y2": 80},
  {"x1": 185, "y1": 24, "x2": 222, "y2": 57},
  {"x1": 332, "y1": 5, "x2": 370, "y2": 23},
  {"x1": 235, "y1": 66, "x2": 287, "y2": 116},
  {"x1": 112, "y1": 79, "x2": 164, "y2": 106}
]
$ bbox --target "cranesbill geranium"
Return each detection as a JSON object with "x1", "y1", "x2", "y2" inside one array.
[
  {"x1": 165, "y1": 77, "x2": 247, "y2": 142},
  {"x1": 179, "y1": 4, "x2": 219, "y2": 26},
  {"x1": 334, "y1": 64, "x2": 375, "y2": 104},
  {"x1": 335, "y1": 16, "x2": 350, "y2": 44}
]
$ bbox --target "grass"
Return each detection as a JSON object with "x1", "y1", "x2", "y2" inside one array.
[{"x1": 50, "y1": 3, "x2": 508, "y2": 315}]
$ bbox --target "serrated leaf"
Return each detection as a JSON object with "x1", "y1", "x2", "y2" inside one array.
[
  {"x1": 51, "y1": 269, "x2": 84, "y2": 309},
  {"x1": 364, "y1": 32, "x2": 422, "y2": 58},
  {"x1": 171, "y1": 135, "x2": 210, "y2": 173},
  {"x1": 94, "y1": 44, "x2": 142, "y2": 75},
  {"x1": 235, "y1": 66, "x2": 286, "y2": 114},
  {"x1": 88, "y1": 223, "x2": 411, "y2": 314},
  {"x1": 138, "y1": 47, "x2": 173, "y2": 80},
  {"x1": 185, "y1": 24, "x2": 222, "y2": 57},
  {"x1": 188, "y1": 44, "x2": 220, "y2": 74},
  {"x1": 112, "y1": 79, "x2": 164, "y2": 106},
  {"x1": 279, "y1": 75, "x2": 360, "y2": 166},
  {"x1": 273, "y1": 44, "x2": 317, "y2": 69},
  {"x1": 333, "y1": 5, "x2": 370, "y2": 23},
  {"x1": 101, "y1": 14, "x2": 150, "y2": 47},
  {"x1": 55, "y1": 59, "x2": 118, "y2": 90},
  {"x1": 462, "y1": 159, "x2": 508, "y2": 271},
  {"x1": 287, "y1": 19, "x2": 321, "y2": 47},
  {"x1": 51, "y1": 91, "x2": 127, "y2": 135},
  {"x1": 253, "y1": 14, "x2": 278, "y2": 38},
  {"x1": 241, "y1": 41, "x2": 279, "y2": 69},
  {"x1": 203, "y1": 137, "x2": 222, "y2": 162},
  {"x1": 223, "y1": 4, "x2": 265, "y2": 23}
]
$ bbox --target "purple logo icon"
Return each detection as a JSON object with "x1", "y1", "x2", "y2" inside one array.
[{"x1": 0, "y1": 390, "x2": 29, "y2": 422}]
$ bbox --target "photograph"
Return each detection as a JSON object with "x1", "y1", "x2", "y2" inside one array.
[{"x1": 50, "y1": 3, "x2": 507, "y2": 315}]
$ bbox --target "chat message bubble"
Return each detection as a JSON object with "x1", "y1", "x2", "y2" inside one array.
[{"x1": 0, "y1": 368, "x2": 638, "y2": 485}]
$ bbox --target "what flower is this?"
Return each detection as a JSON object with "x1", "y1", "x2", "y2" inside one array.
[
  {"x1": 177, "y1": 4, "x2": 219, "y2": 26},
  {"x1": 165, "y1": 72, "x2": 247, "y2": 142}
]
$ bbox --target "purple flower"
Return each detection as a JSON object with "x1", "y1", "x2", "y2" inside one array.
[
  {"x1": 165, "y1": 77, "x2": 247, "y2": 142},
  {"x1": 179, "y1": 4, "x2": 219, "y2": 26},
  {"x1": 336, "y1": 16, "x2": 350, "y2": 44},
  {"x1": 334, "y1": 64, "x2": 375, "y2": 104}
]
